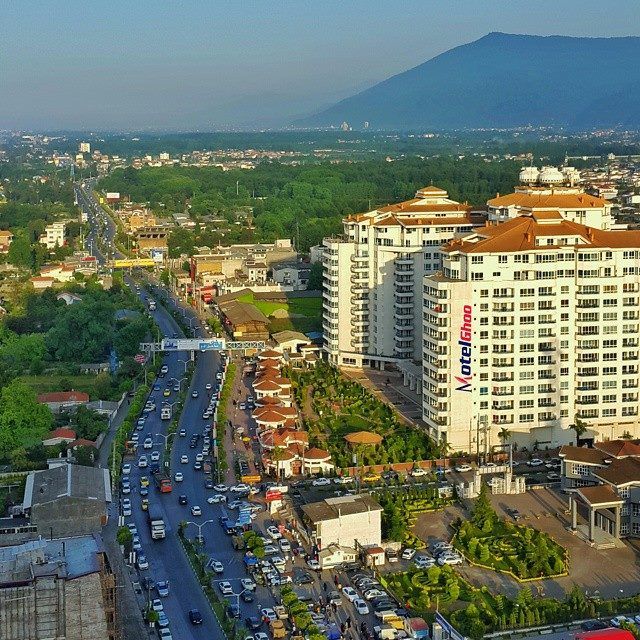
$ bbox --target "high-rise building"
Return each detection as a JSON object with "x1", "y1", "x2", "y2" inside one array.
[
  {"x1": 323, "y1": 186, "x2": 478, "y2": 368},
  {"x1": 422, "y1": 212, "x2": 640, "y2": 452},
  {"x1": 79, "y1": 141, "x2": 91, "y2": 153}
]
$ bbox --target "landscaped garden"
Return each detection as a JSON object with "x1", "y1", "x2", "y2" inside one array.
[
  {"x1": 289, "y1": 361, "x2": 438, "y2": 468},
  {"x1": 236, "y1": 291, "x2": 322, "y2": 333},
  {"x1": 379, "y1": 486, "x2": 453, "y2": 548},
  {"x1": 453, "y1": 485, "x2": 567, "y2": 580},
  {"x1": 382, "y1": 567, "x2": 640, "y2": 640}
]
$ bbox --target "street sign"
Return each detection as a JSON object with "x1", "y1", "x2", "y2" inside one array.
[{"x1": 140, "y1": 339, "x2": 265, "y2": 353}]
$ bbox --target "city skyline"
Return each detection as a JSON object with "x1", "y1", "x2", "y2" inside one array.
[{"x1": 2, "y1": 0, "x2": 640, "y2": 130}]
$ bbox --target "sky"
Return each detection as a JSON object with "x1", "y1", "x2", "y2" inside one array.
[{"x1": 2, "y1": 0, "x2": 640, "y2": 131}]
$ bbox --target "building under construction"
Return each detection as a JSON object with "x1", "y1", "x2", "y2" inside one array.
[{"x1": 0, "y1": 535, "x2": 116, "y2": 640}]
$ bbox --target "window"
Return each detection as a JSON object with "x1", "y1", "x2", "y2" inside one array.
[
  {"x1": 572, "y1": 463, "x2": 590, "y2": 476},
  {"x1": 619, "y1": 487, "x2": 630, "y2": 499},
  {"x1": 498, "y1": 255, "x2": 507, "y2": 264},
  {"x1": 471, "y1": 256, "x2": 484, "y2": 264},
  {"x1": 519, "y1": 414, "x2": 534, "y2": 423}
]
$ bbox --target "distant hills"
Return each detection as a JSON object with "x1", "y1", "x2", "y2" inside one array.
[{"x1": 299, "y1": 32, "x2": 640, "y2": 131}]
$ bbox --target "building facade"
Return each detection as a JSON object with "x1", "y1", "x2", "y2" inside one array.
[
  {"x1": 323, "y1": 186, "x2": 478, "y2": 368},
  {"x1": 422, "y1": 213, "x2": 640, "y2": 451},
  {"x1": 40, "y1": 222, "x2": 66, "y2": 249}
]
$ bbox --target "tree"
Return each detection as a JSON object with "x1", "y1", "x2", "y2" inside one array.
[
  {"x1": 471, "y1": 483, "x2": 497, "y2": 532},
  {"x1": 7, "y1": 233, "x2": 33, "y2": 268},
  {"x1": 0, "y1": 380, "x2": 53, "y2": 461},
  {"x1": 116, "y1": 525, "x2": 133, "y2": 548},
  {"x1": 498, "y1": 427, "x2": 512, "y2": 445},
  {"x1": 570, "y1": 416, "x2": 589, "y2": 445},
  {"x1": 307, "y1": 261, "x2": 323, "y2": 290}
]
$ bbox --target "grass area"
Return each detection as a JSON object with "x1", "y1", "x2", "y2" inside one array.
[
  {"x1": 16, "y1": 374, "x2": 116, "y2": 400},
  {"x1": 236, "y1": 292, "x2": 322, "y2": 333}
]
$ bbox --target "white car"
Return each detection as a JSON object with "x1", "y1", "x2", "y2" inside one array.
[
  {"x1": 191, "y1": 505, "x2": 202, "y2": 516},
  {"x1": 218, "y1": 581, "x2": 233, "y2": 595},
  {"x1": 122, "y1": 463, "x2": 132, "y2": 475},
  {"x1": 211, "y1": 560, "x2": 224, "y2": 573},
  {"x1": 254, "y1": 634, "x2": 269, "y2": 640},
  {"x1": 279, "y1": 539, "x2": 291, "y2": 552},
  {"x1": 411, "y1": 467, "x2": 428, "y2": 477},
  {"x1": 151, "y1": 598, "x2": 164, "y2": 612},
  {"x1": 159, "y1": 629, "x2": 173, "y2": 640},
  {"x1": 214, "y1": 484, "x2": 228, "y2": 492},
  {"x1": 342, "y1": 586, "x2": 358, "y2": 602},
  {"x1": 143, "y1": 438, "x2": 153, "y2": 449},
  {"x1": 402, "y1": 548, "x2": 417, "y2": 560},
  {"x1": 307, "y1": 558, "x2": 321, "y2": 570},
  {"x1": 266, "y1": 526, "x2": 282, "y2": 540},
  {"x1": 191, "y1": 390, "x2": 199, "y2": 398},
  {"x1": 174, "y1": 472, "x2": 184, "y2": 482},
  {"x1": 137, "y1": 554, "x2": 149, "y2": 570},
  {"x1": 260, "y1": 608, "x2": 277, "y2": 622},
  {"x1": 363, "y1": 589, "x2": 386, "y2": 601},
  {"x1": 263, "y1": 545, "x2": 278, "y2": 556},
  {"x1": 437, "y1": 553, "x2": 463, "y2": 566},
  {"x1": 454, "y1": 464, "x2": 472, "y2": 473},
  {"x1": 137, "y1": 456, "x2": 148, "y2": 468},
  {"x1": 181, "y1": 455, "x2": 189, "y2": 464},
  {"x1": 207, "y1": 494, "x2": 227, "y2": 504},
  {"x1": 333, "y1": 476, "x2": 354, "y2": 484},
  {"x1": 195, "y1": 453, "x2": 204, "y2": 462},
  {"x1": 240, "y1": 577, "x2": 256, "y2": 591},
  {"x1": 205, "y1": 383, "x2": 212, "y2": 391},
  {"x1": 312, "y1": 477, "x2": 330, "y2": 486},
  {"x1": 230, "y1": 483, "x2": 249, "y2": 493},
  {"x1": 122, "y1": 499, "x2": 132, "y2": 516},
  {"x1": 150, "y1": 451, "x2": 160, "y2": 462},
  {"x1": 271, "y1": 556, "x2": 286, "y2": 569},
  {"x1": 528, "y1": 458, "x2": 545, "y2": 467},
  {"x1": 415, "y1": 555, "x2": 436, "y2": 569},
  {"x1": 354, "y1": 599, "x2": 370, "y2": 615}
]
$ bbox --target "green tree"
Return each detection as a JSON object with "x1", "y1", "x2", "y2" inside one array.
[
  {"x1": 0, "y1": 380, "x2": 53, "y2": 460},
  {"x1": 307, "y1": 261, "x2": 323, "y2": 290},
  {"x1": 570, "y1": 416, "x2": 589, "y2": 445},
  {"x1": 7, "y1": 233, "x2": 33, "y2": 268},
  {"x1": 471, "y1": 483, "x2": 497, "y2": 532},
  {"x1": 116, "y1": 525, "x2": 133, "y2": 548}
]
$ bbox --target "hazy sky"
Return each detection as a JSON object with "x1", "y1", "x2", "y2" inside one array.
[{"x1": 2, "y1": 0, "x2": 640, "y2": 130}]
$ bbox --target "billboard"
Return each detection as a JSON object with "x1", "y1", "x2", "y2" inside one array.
[
  {"x1": 161, "y1": 338, "x2": 226, "y2": 351},
  {"x1": 106, "y1": 192, "x2": 120, "y2": 201},
  {"x1": 151, "y1": 249, "x2": 165, "y2": 263}
]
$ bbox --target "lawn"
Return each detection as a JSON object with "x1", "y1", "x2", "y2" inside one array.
[
  {"x1": 236, "y1": 292, "x2": 322, "y2": 333},
  {"x1": 17, "y1": 374, "x2": 116, "y2": 401}
]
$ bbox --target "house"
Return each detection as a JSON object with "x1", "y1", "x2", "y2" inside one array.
[
  {"x1": 272, "y1": 330, "x2": 310, "y2": 354},
  {"x1": 56, "y1": 292, "x2": 82, "y2": 305},
  {"x1": 217, "y1": 299, "x2": 270, "y2": 341},
  {"x1": 39, "y1": 264, "x2": 76, "y2": 283},
  {"x1": 37, "y1": 391, "x2": 90, "y2": 413},
  {"x1": 42, "y1": 428, "x2": 77, "y2": 447},
  {"x1": 300, "y1": 494, "x2": 382, "y2": 551},
  {"x1": 318, "y1": 543, "x2": 357, "y2": 569},
  {"x1": 39, "y1": 222, "x2": 65, "y2": 249},
  {"x1": 0, "y1": 229, "x2": 13, "y2": 253},
  {"x1": 271, "y1": 262, "x2": 310, "y2": 289},
  {"x1": 22, "y1": 465, "x2": 112, "y2": 537},
  {"x1": 30, "y1": 276, "x2": 56, "y2": 290},
  {"x1": 560, "y1": 440, "x2": 640, "y2": 542},
  {"x1": 263, "y1": 444, "x2": 333, "y2": 479}
]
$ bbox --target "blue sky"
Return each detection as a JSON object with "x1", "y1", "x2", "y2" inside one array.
[{"x1": 2, "y1": 0, "x2": 640, "y2": 130}]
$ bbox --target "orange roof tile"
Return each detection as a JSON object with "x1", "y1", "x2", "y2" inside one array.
[
  {"x1": 344, "y1": 431, "x2": 383, "y2": 445},
  {"x1": 45, "y1": 427, "x2": 77, "y2": 440},
  {"x1": 38, "y1": 391, "x2": 90, "y2": 404},
  {"x1": 254, "y1": 409, "x2": 290, "y2": 424},
  {"x1": 487, "y1": 192, "x2": 608, "y2": 209},
  {"x1": 258, "y1": 349, "x2": 283, "y2": 359},
  {"x1": 303, "y1": 447, "x2": 332, "y2": 460}
]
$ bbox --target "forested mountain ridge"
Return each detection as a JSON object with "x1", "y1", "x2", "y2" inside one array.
[
  {"x1": 98, "y1": 157, "x2": 521, "y2": 251},
  {"x1": 301, "y1": 32, "x2": 640, "y2": 130}
]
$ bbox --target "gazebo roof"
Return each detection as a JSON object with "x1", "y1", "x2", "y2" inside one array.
[{"x1": 344, "y1": 431, "x2": 383, "y2": 446}]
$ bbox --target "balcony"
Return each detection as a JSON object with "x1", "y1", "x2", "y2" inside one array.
[
  {"x1": 351, "y1": 284, "x2": 368, "y2": 294},
  {"x1": 351, "y1": 253, "x2": 368, "y2": 263},
  {"x1": 538, "y1": 414, "x2": 558, "y2": 422},
  {"x1": 395, "y1": 344, "x2": 414, "y2": 356},
  {"x1": 351, "y1": 337, "x2": 369, "y2": 349},
  {"x1": 492, "y1": 375, "x2": 514, "y2": 382},
  {"x1": 394, "y1": 308, "x2": 413, "y2": 318},
  {"x1": 351, "y1": 306, "x2": 369, "y2": 316},
  {"x1": 395, "y1": 255, "x2": 413, "y2": 266},
  {"x1": 350, "y1": 273, "x2": 368, "y2": 284},
  {"x1": 394, "y1": 265, "x2": 415, "y2": 277},
  {"x1": 394, "y1": 321, "x2": 413, "y2": 332},
  {"x1": 351, "y1": 327, "x2": 369, "y2": 338},
  {"x1": 492, "y1": 404, "x2": 514, "y2": 411},
  {"x1": 351, "y1": 318, "x2": 368, "y2": 328},
  {"x1": 394, "y1": 298, "x2": 414, "y2": 309}
]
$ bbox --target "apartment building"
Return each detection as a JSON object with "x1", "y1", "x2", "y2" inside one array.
[
  {"x1": 422, "y1": 212, "x2": 640, "y2": 452},
  {"x1": 39, "y1": 222, "x2": 66, "y2": 249},
  {"x1": 323, "y1": 186, "x2": 478, "y2": 368}
]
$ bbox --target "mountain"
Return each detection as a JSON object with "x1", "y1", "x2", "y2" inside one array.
[{"x1": 299, "y1": 32, "x2": 640, "y2": 130}]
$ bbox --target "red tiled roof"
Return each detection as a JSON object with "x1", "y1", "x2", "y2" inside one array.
[
  {"x1": 576, "y1": 485, "x2": 624, "y2": 505},
  {"x1": 258, "y1": 349, "x2": 283, "y2": 359},
  {"x1": 559, "y1": 445, "x2": 610, "y2": 465},
  {"x1": 303, "y1": 447, "x2": 331, "y2": 460},
  {"x1": 254, "y1": 409, "x2": 289, "y2": 424},
  {"x1": 37, "y1": 391, "x2": 90, "y2": 404},
  {"x1": 45, "y1": 427, "x2": 77, "y2": 440},
  {"x1": 71, "y1": 438, "x2": 97, "y2": 448},
  {"x1": 594, "y1": 457, "x2": 640, "y2": 486},
  {"x1": 596, "y1": 440, "x2": 640, "y2": 458}
]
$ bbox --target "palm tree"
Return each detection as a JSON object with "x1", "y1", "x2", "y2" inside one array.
[
  {"x1": 271, "y1": 446, "x2": 287, "y2": 481},
  {"x1": 498, "y1": 428, "x2": 512, "y2": 445},
  {"x1": 570, "y1": 416, "x2": 589, "y2": 445}
]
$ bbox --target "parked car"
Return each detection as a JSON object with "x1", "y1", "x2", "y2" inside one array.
[
  {"x1": 343, "y1": 586, "x2": 358, "y2": 602},
  {"x1": 354, "y1": 599, "x2": 370, "y2": 615},
  {"x1": 454, "y1": 464, "x2": 472, "y2": 473},
  {"x1": 402, "y1": 548, "x2": 416, "y2": 560},
  {"x1": 189, "y1": 609, "x2": 203, "y2": 624},
  {"x1": 312, "y1": 477, "x2": 330, "y2": 486},
  {"x1": 528, "y1": 458, "x2": 544, "y2": 467}
]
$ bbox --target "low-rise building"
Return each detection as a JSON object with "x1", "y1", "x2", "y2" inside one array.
[
  {"x1": 22, "y1": 465, "x2": 111, "y2": 537},
  {"x1": 39, "y1": 222, "x2": 66, "y2": 249},
  {"x1": 42, "y1": 428, "x2": 77, "y2": 447},
  {"x1": 300, "y1": 494, "x2": 382, "y2": 550},
  {"x1": 217, "y1": 299, "x2": 270, "y2": 340},
  {"x1": 0, "y1": 535, "x2": 115, "y2": 639},
  {"x1": 0, "y1": 230, "x2": 13, "y2": 253},
  {"x1": 37, "y1": 391, "x2": 90, "y2": 413}
]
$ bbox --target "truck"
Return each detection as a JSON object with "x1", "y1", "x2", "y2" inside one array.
[
  {"x1": 147, "y1": 505, "x2": 166, "y2": 540},
  {"x1": 147, "y1": 298, "x2": 156, "y2": 311},
  {"x1": 160, "y1": 405, "x2": 171, "y2": 420},
  {"x1": 153, "y1": 471, "x2": 172, "y2": 493},
  {"x1": 269, "y1": 620, "x2": 286, "y2": 639}
]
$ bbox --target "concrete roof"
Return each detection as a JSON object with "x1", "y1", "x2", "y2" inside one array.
[
  {"x1": 576, "y1": 485, "x2": 624, "y2": 506},
  {"x1": 301, "y1": 494, "x2": 382, "y2": 523},
  {"x1": 272, "y1": 330, "x2": 309, "y2": 345},
  {"x1": 23, "y1": 464, "x2": 111, "y2": 509}
]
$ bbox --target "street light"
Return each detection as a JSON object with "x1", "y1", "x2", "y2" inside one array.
[
  {"x1": 171, "y1": 376, "x2": 188, "y2": 390},
  {"x1": 154, "y1": 432, "x2": 176, "y2": 447},
  {"x1": 185, "y1": 519, "x2": 215, "y2": 543},
  {"x1": 178, "y1": 359, "x2": 191, "y2": 372}
]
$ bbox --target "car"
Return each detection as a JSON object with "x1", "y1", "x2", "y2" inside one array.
[
  {"x1": 263, "y1": 545, "x2": 278, "y2": 555},
  {"x1": 136, "y1": 455, "x2": 148, "y2": 468},
  {"x1": 245, "y1": 616, "x2": 262, "y2": 630},
  {"x1": 334, "y1": 476, "x2": 354, "y2": 484},
  {"x1": 178, "y1": 495, "x2": 188, "y2": 505},
  {"x1": 271, "y1": 555, "x2": 286, "y2": 569},
  {"x1": 140, "y1": 475, "x2": 150, "y2": 487},
  {"x1": 158, "y1": 629, "x2": 172, "y2": 640},
  {"x1": 204, "y1": 478, "x2": 215, "y2": 489},
  {"x1": 354, "y1": 599, "x2": 370, "y2": 615},
  {"x1": 195, "y1": 453, "x2": 204, "y2": 462},
  {"x1": 150, "y1": 451, "x2": 160, "y2": 462},
  {"x1": 205, "y1": 383, "x2": 212, "y2": 390},
  {"x1": 132, "y1": 535, "x2": 142, "y2": 551},
  {"x1": 364, "y1": 589, "x2": 387, "y2": 601},
  {"x1": 266, "y1": 525, "x2": 282, "y2": 540},
  {"x1": 414, "y1": 556, "x2": 436, "y2": 569},
  {"x1": 143, "y1": 438, "x2": 153, "y2": 449},
  {"x1": 507, "y1": 508, "x2": 522, "y2": 521},
  {"x1": 208, "y1": 494, "x2": 227, "y2": 504},
  {"x1": 581, "y1": 620, "x2": 609, "y2": 632},
  {"x1": 193, "y1": 461, "x2": 202, "y2": 471},
  {"x1": 173, "y1": 385, "x2": 180, "y2": 392},
  {"x1": 227, "y1": 604, "x2": 241, "y2": 619},
  {"x1": 240, "y1": 577, "x2": 256, "y2": 591},
  {"x1": 241, "y1": 590, "x2": 254, "y2": 603},
  {"x1": 153, "y1": 385, "x2": 161, "y2": 392},
  {"x1": 137, "y1": 554, "x2": 149, "y2": 570},
  {"x1": 179, "y1": 428, "x2": 187, "y2": 437},
  {"x1": 528, "y1": 458, "x2": 545, "y2": 467},
  {"x1": 191, "y1": 505, "x2": 202, "y2": 516},
  {"x1": 547, "y1": 472, "x2": 561, "y2": 481},
  {"x1": 307, "y1": 558, "x2": 321, "y2": 570},
  {"x1": 247, "y1": 396, "x2": 254, "y2": 404},
  {"x1": 174, "y1": 472, "x2": 184, "y2": 482},
  {"x1": 127, "y1": 523, "x2": 138, "y2": 535},
  {"x1": 216, "y1": 372, "x2": 223, "y2": 381},
  {"x1": 151, "y1": 598, "x2": 164, "y2": 612},
  {"x1": 279, "y1": 538, "x2": 291, "y2": 552},
  {"x1": 163, "y1": 388, "x2": 171, "y2": 397},
  {"x1": 122, "y1": 499, "x2": 132, "y2": 516},
  {"x1": 156, "y1": 611, "x2": 169, "y2": 628},
  {"x1": 192, "y1": 390, "x2": 199, "y2": 398},
  {"x1": 211, "y1": 559, "x2": 224, "y2": 573},
  {"x1": 156, "y1": 580, "x2": 170, "y2": 597},
  {"x1": 260, "y1": 608, "x2": 277, "y2": 622},
  {"x1": 410, "y1": 467, "x2": 428, "y2": 477},
  {"x1": 432, "y1": 541, "x2": 453, "y2": 553},
  {"x1": 131, "y1": 433, "x2": 140, "y2": 443},
  {"x1": 121, "y1": 481, "x2": 131, "y2": 494},
  {"x1": 312, "y1": 477, "x2": 330, "y2": 486},
  {"x1": 188, "y1": 609, "x2": 203, "y2": 625},
  {"x1": 437, "y1": 553, "x2": 463, "y2": 566},
  {"x1": 180, "y1": 455, "x2": 188, "y2": 464},
  {"x1": 219, "y1": 581, "x2": 233, "y2": 595},
  {"x1": 343, "y1": 586, "x2": 358, "y2": 602},
  {"x1": 329, "y1": 590, "x2": 342, "y2": 606},
  {"x1": 160, "y1": 365, "x2": 169, "y2": 375},
  {"x1": 402, "y1": 548, "x2": 417, "y2": 560},
  {"x1": 122, "y1": 463, "x2": 132, "y2": 475},
  {"x1": 611, "y1": 616, "x2": 632, "y2": 628},
  {"x1": 230, "y1": 483, "x2": 249, "y2": 493},
  {"x1": 454, "y1": 464, "x2": 472, "y2": 472}
]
